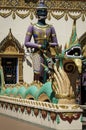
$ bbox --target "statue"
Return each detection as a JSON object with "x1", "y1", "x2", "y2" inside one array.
[{"x1": 24, "y1": 0, "x2": 58, "y2": 83}]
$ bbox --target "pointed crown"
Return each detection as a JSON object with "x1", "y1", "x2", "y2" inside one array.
[{"x1": 36, "y1": 0, "x2": 47, "y2": 9}]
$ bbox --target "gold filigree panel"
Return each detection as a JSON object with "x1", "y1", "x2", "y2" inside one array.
[
  {"x1": 3, "y1": 43, "x2": 18, "y2": 54},
  {"x1": 0, "y1": 29, "x2": 24, "y2": 54},
  {"x1": 82, "y1": 45, "x2": 86, "y2": 57},
  {"x1": 0, "y1": 0, "x2": 86, "y2": 21}
]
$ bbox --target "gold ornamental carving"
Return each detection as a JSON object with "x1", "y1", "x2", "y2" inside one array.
[
  {"x1": 18, "y1": 57, "x2": 23, "y2": 83},
  {"x1": 0, "y1": 0, "x2": 86, "y2": 21},
  {"x1": 4, "y1": 44, "x2": 18, "y2": 53}
]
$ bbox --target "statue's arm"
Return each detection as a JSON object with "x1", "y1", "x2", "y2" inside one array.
[
  {"x1": 24, "y1": 24, "x2": 41, "y2": 49},
  {"x1": 49, "y1": 26, "x2": 58, "y2": 46}
]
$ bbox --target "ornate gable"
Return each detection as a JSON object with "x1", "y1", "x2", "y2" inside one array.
[{"x1": 0, "y1": 29, "x2": 24, "y2": 55}]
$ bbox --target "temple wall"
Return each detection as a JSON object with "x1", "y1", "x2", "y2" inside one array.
[
  {"x1": 0, "y1": 14, "x2": 86, "y2": 83},
  {"x1": 0, "y1": 96, "x2": 82, "y2": 130}
]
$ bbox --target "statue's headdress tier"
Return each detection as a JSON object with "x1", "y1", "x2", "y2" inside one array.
[{"x1": 36, "y1": 0, "x2": 47, "y2": 9}]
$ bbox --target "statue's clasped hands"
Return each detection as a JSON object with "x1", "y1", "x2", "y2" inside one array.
[{"x1": 41, "y1": 39, "x2": 49, "y2": 50}]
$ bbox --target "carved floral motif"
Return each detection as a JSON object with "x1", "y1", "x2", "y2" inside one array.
[
  {"x1": 26, "y1": 107, "x2": 31, "y2": 114},
  {"x1": 34, "y1": 108, "x2": 39, "y2": 117},
  {"x1": 0, "y1": 0, "x2": 85, "y2": 20},
  {"x1": 59, "y1": 112, "x2": 81, "y2": 123},
  {"x1": 21, "y1": 106, "x2": 25, "y2": 113},
  {"x1": 10, "y1": 104, "x2": 13, "y2": 110},
  {"x1": 15, "y1": 104, "x2": 19, "y2": 112},
  {"x1": 41, "y1": 110, "x2": 47, "y2": 119},
  {"x1": 4, "y1": 44, "x2": 18, "y2": 53}
]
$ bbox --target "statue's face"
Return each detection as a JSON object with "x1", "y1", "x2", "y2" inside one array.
[{"x1": 36, "y1": 8, "x2": 47, "y2": 19}]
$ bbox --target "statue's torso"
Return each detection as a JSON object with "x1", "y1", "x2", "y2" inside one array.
[{"x1": 32, "y1": 23, "x2": 52, "y2": 44}]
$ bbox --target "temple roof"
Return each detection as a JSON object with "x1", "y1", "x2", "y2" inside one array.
[{"x1": 0, "y1": 29, "x2": 24, "y2": 53}]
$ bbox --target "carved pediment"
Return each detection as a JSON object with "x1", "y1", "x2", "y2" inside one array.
[
  {"x1": 0, "y1": 29, "x2": 24, "y2": 54},
  {"x1": 3, "y1": 42, "x2": 18, "y2": 54}
]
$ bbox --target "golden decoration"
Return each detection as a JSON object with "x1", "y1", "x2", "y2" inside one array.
[
  {"x1": 59, "y1": 105, "x2": 68, "y2": 109},
  {"x1": 71, "y1": 104, "x2": 80, "y2": 109},
  {"x1": 16, "y1": 11, "x2": 30, "y2": 19},
  {"x1": 0, "y1": 11, "x2": 12, "y2": 18},
  {"x1": 68, "y1": 12, "x2": 81, "y2": 21},
  {"x1": 53, "y1": 65, "x2": 75, "y2": 104},
  {"x1": 28, "y1": 80, "x2": 42, "y2": 88},
  {"x1": 51, "y1": 12, "x2": 65, "y2": 20},
  {"x1": 82, "y1": 45, "x2": 86, "y2": 57},
  {"x1": 81, "y1": 14, "x2": 85, "y2": 21},
  {"x1": 26, "y1": 95, "x2": 34, "y2": 100},
  {"x1": 73, "y1": 58, "x2": 82, "y2": 73},
  {"x1": 0, "y1": 0, "x2": 85, "y2": 20},
  {"x1": 38, "y1": 93, "x2": 50, "y2": 102},
  {"x1": 47, "y1": 11, "x2": 51, "y2": 20},
  {"x1": 65, "y1": 13, "x2": 68, "y2": 21}
]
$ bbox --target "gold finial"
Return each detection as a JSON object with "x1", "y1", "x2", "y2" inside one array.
[{"x1": 8, "y1": 28, "x2": 13, "y2": 40}]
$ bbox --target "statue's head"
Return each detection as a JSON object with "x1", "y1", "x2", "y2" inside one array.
[{"x1": 36, "y1": 0, "x2": 47, "y2": 20}]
